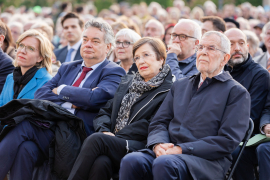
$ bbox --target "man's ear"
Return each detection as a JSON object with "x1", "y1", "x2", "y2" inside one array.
[
  {"x1": 0, "y1": 35, "x2": 5, "y2": 46},
  {"x1": 221, "y1": 53, "x2": 231, "y2": 67},
  {"x1": 106, "y1": 43, "x2": 112, "y2": 54},
  {"x1": 195, "y1": 39, "x2": 199, "y2": 45}
]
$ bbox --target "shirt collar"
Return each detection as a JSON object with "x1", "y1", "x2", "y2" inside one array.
[
  {"x1": 199, "y1": 70, "x2": 223, "y2": 87},
  {"x1": 179, "y1": 53, "x2": 196, "y2": 64},
  {"x1": 267, "y1": 52, "x2": 270, "y2": 59},
  {"x1": 81, "y1": 58, "x2": 106, "y2": 71},
  {"x1": 68, "y1": 39, "x2": 82, "y2": 51}
]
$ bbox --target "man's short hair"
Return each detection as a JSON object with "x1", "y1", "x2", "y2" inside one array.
[
  {"x1": 0, "y1": 21, "x2": 7, "y2": 36},
  {"x1": 224, "y1": 18, "x2": 240, "y2": 29},
  {"x1": 61, "y1": 12, "x2": 84, "y2": 29},
  {"x1": 145, "y1": 19, "x2": 165, "y2": 36},
  {"x1": 203, "y1": 31, "x2": 231, "y2": 54},
  {"x1": 201, "y1": 16, "x2": 226, "y2": 32},
  {"x1": 177, "y1": 19, "x2": 202, "y2": 40},
  {"x1": 84, "y1": 19, "x2": 115, "y2": 47},
  {"x1": 261, "y1": 21, "x2": 270, "y2": 40}
]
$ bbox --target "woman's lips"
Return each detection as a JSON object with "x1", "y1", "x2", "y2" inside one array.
[
  {"x1": 140, "y1": 66, "x2": 148, "y2": 70},
  {"x1": 18, "y1": 56, "x2": 26, "y2": 60}
]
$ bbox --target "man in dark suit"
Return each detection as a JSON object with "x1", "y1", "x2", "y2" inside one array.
[
  {"x1": 224, "y1": 28, "x2": 270, "y2": 180},
  {"x1": 0, "y1": 21, "x2": 14, "y2": 94},
  {"x1": 254, "y1": 22, "x2": 270, "y2": 70},
  {"x1": 119, "y1": 32, "x2": 250, "y2": 180},
  {"x1": 54, "y1": 12, "x2": 83, "y2": 63},
  {"x1": 35, "y1": 19, "x2": 126, "y2": 135}
]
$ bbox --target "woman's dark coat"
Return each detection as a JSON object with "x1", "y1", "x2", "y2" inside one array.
[
  {"x1": 93, "y1": 70, "x2": 173, "y2": 152},
  {"x1": 145, "y1": 72, "x2": 251, "y2": 180}
]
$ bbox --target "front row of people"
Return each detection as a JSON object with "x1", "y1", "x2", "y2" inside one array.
[{"x1": 0, "y1": 18, "x2": 262, "y2": 180}]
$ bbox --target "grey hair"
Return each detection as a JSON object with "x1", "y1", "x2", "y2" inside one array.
[
  {"x1": 145, "y1": 19, "x2": 165, "y2": 36},
  {"x1": 261, "y1": 22, "x2": 270, "y2": 40},
  {"x1": 84, "y1": 19, "x2": 115, "y2": 48},
  {"x1": 243, "y1": 30, "x2": 259, "y2": 50},
  {"x1": 203, "y1": 31, "x2": 231, "y2": 54},
  {"x1": 8, "y1": 22, "x2": 24, "y2": 34},
  {"x1": 115, "y1": 28, "x2": 141, "y2": 44},
  {"x1": 177, "y1": 19, "x2": 202, "y2": 40}
]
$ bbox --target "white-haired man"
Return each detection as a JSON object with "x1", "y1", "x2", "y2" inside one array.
[
  {"x1": 166, "y1": 19, "x2": 200, "y2": 80},
  {"x1": 143, "y1": 19, "x2": 164, "y2": 40},
  {"x1": 119, "y1": 31, "x2": 250, "y2": 180}
]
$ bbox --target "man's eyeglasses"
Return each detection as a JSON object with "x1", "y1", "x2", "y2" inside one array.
[
  {"x1": 16, "y1": 43, "x2": 36, "y2": 53},
  {"x1": 195, "y1": 44, "x2": 226, "y2": 54},
  {"x1": 116, "y1": 41, "x2": 133, "y2": 48},
  {"x1": 170, "y1": 33, "x2": 197, "y2": 41}
]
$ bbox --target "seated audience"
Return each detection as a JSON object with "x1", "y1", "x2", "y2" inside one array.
[
  {"x1": 0, "y1": 29, "x2": 52, "y2": 106},
  {"x1": 0, "y1": 29, "x2": 53, "y2": 180},
  {"x1": 115, "y1": 28, "x2": 140, "y2": 74},
  {"x1": 166, "y1": 19, "x2": 200, "y2": 80},
  {"x1": 35, "y1": 19, "x2": 126, "y2": 136},
  {"x1": 224, "y1": 28, "x2": 270, "y2": 180},
  {"x1": 243, "y1": 30, "x2": 263, "y2": 58},
  {"x1": 68, "y1": 37, "x2": 173, "y2": 180},
  {"x1": 119, "y1": 31, "x2": 250, "y2": 180},
  {"x1": 0, "y1": 21, "x2": 14, "y2": 94}
]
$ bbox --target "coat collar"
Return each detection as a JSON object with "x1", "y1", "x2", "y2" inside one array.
[
  {"x1": 17, "y1": 68, "x2": 49, "y2": 99},
  {"x1": 190, "y1": 70, "x2": 232, "y2": 83},
  {"x1": 224, "y1": 53, "x2": 253, "y2": 72}
]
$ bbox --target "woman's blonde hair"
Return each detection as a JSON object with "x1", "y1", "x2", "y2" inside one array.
[{"x1": 14, "y1": 29, "x2": 52, "y2": 74}]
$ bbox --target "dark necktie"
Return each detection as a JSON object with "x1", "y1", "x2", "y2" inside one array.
[{"x1": 73, "y1": 67, "x2": 93, "y2": 87}]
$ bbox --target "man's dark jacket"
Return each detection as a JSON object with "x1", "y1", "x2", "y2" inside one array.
[
  {"x1": 0, "y1": 48, "x2": 14, "y2": 93},
  {"x1": 94, "y1": 71, "x2": 173, "y2": 152},
  {"x1": 54, "y1": 45, "x2": 82, "y2": 63},
  {"x1": 0, "y1": 99, "x2": 87, "y2": 179},
  {"x1": 144, "y1": 72, "x2": 250, "y2": 180},
  {"x1": 224, "y1": 54, "x2": 270, "y2": 133}
]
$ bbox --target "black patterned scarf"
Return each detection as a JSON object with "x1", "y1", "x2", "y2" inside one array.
[{"x1": 114, "y1": 64, "x2": 170, "y2": 133}]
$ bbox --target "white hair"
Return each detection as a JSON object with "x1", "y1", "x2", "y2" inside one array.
[
  {"x1": 261, "y1": 22, "x2": 270, "y2": 40},
  {"x1": 177, "y1": 19, "x2": 202, "y2": 40},
  {"x1": 203, "y1": 31, "x2": 231, "y2": 54},
  {"x1": 8, "y1": 21, "x2": 23, "y2": 33},
  {"x1": 115, "y1": 28, "x2": 141, "y2": 44},
  {"x1": 145, "y1": 19, "x2": 165, "y2": 36},
  {"x1": 243, "y1": 30, "x2": 259, "y2": 50}
]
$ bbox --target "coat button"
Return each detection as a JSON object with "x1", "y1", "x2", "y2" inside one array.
[{"x1": 188, "y1": 147, "x2": 194, "y2": 151}]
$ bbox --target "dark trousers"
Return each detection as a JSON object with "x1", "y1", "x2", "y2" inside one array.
[
  {"x1": 232, "y1": 142, "x2": 270, "y2": 180},
  {"x1": 0, "y1": 120, "x2": 54, "y2": 180},
  {"x1": 119, "y1": 151, "x2": 192, "y2": 180},
  {"x1": 68, "y1": 132, "x2": 127, "y2": 180}
]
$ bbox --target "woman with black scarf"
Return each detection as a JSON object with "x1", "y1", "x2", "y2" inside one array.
[
  {"x1": 0, "y1": 29, "x2": 52, "y2": 106},
  {"x1": 68, "y1": 37, "x2": 174, "y2": 180},
  {"x1": 0, "y1": 30, "x2": 53, "y2": 180}
]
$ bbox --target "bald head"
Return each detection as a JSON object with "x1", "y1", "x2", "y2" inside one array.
[{"x1": 225, "y1": 28, "x2": 249, "y2": 67}]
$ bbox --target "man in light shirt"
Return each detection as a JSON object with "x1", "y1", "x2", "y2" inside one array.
[{"x1": 54, "y1": 12, "x2": 83, "y2": 63}]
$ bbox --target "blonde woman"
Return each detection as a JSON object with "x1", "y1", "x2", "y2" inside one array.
[
  {"x1": 0, "y1": 28, "x2": 54, "y2": 180},
  {"x1": 0, "y1": 29, "x2": 52, "y2": 106}
]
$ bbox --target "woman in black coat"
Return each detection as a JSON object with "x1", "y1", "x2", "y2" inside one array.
[{"x1": 68, "y1": 37, "x2": 173, "y2": 180}]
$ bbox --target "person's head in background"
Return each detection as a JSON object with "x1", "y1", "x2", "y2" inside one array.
[
  {"x1": 31, "y1": 22, "x2": 54, "y2": 42},
  {"x1": 243, "y1": 30, "x2": 262, "y2": 58},
  {"x1": 143, "y1": 19, "x2": 165, "y2": 40},
  {"x1": 163, "y1": 24, "x2": 175, "y2": 49},
  {"x1": 190, "y1": 7, "x2": 204, "y2": 21},
  {"x1": 223, "y1": 4, "x2": 235, "y2": 19},
  {"x1": 237, "y1": 17, "x2": 251, "y2": 30},
  {"x1": 203, "y1": 1, "x2": 217, "y2": 16},
  {"x1": 224, "y1": 18, "x2": 240, "y2": 30},
  {"x1": 200, "y1": 16, "x2": 226, "y2": 35},
  {"x1": 61, "y1": 12, "x2": 84, "y2": 47},
  {"x1": 260, "y1": 22, "x2": 270, "y2": 53},
  {"x1": 111, "y1": 22, "x2": 128, "y2": 36},
  {"x1": 8, "y1": 21, "x2": 23, "y2": 45},
  {"x1": 241, "y1": 2, "x2": 252, "y2": 19}
]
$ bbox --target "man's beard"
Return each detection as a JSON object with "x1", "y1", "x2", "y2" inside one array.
[{"x1": 228, "y1": 52, "x2": 248, "y2": 67}]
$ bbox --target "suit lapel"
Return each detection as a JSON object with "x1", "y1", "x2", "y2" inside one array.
[
  {"x1": 74, "y1": 44, "x2": 82, "y2": 61},
  {"x1": 82, "y1": 60, "x2": 109, "y2": 88},
  {"x1": 65, "y1": 63, "x2": 82, "y2": 86},
  {"x1": 59, "y1": 47, "x2": 68, "y2": 63}
]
